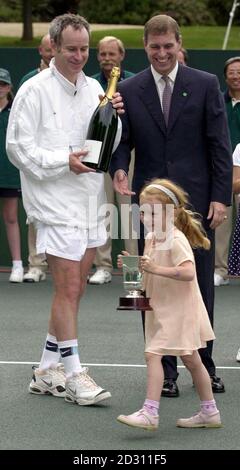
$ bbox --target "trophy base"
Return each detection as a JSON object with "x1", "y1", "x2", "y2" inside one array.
[{"x1": 117, "y1": 296, "x2": 153, "y2": 311}]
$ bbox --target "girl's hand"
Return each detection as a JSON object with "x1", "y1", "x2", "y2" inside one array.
[
  {"x1": 140, "y1": 255, "x2": 158, "y2": 274},
  {"x1": 117, "y1": 250, "x2": 130, "y2": 269}
]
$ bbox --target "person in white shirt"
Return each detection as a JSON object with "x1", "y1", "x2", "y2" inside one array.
[{"x1": 6, "y1": 13, "x2": 123, "y2": 406}]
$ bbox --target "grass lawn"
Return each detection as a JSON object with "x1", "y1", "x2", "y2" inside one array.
[
  {"x1": 0, "y1": 26, "x2": 240, "y2": 49},
  {"x1": 91, "y1": 26, "x2": 240, "y2": 49}
]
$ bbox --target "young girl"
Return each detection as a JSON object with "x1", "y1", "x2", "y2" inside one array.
[
  {"x1": 0, "y1": 68, "x2": 23, "y2": 282},
  {"x1": 117, "y1": 178, "x2": 222, "y2": 430}
]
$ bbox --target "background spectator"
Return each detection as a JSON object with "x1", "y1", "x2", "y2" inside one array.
[
  {"x1": 177, "y1": 47, "x2": 188, "y2": 65},
  {"x1": 18, "y1": 34, "x2": 53, "y2": 283},
  {"x1": 89, "y1": 36, "x2": 137, "y2": 285},
  {"x1": 0, "y1": 68, "x2": 23, "y2": 282},
  {"x1": 215, "y1": 57, "x2": 240, "y2": 286}
]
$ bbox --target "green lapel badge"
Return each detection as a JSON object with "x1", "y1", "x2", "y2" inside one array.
[{"x1": 182, "y1": 92, "x2": 187, "y2": 97}]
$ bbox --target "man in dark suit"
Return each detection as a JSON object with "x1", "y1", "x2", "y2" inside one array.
[{"x1": 111, "y1": 14, "x2": 232, "y2": 397}]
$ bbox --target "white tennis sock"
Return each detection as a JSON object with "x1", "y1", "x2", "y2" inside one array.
[
  {"x1": 39, "y1": 333, "x2": 60, "y2": 370},
  {"x1": 58, "y1": 339, "x2": 84, "y2": 378}
]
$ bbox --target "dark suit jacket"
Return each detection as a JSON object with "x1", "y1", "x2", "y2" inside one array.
[{"x1": 111, "y1": 65, "x2": 232, "y2": 221}]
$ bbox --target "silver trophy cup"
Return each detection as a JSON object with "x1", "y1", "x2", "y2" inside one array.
[{"x1": 117, "y1": 255, "x2": 152, "y2": 311}]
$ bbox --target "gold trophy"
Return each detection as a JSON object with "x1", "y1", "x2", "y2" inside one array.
[{"x1": 117, "y1": 256, "x2": 152, "y2": 311}]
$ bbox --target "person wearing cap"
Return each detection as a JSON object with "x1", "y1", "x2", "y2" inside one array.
[
  {"x1": 18, "y1": 34, "x2": 54, "y2": 283},
  {"x1": 0, "y1": 68, "x2": 23, "y2": 282}
]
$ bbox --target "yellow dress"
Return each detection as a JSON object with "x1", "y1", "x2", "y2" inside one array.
[{"x1": 144, "y1": 228, "x2": 215, "y2": 356}]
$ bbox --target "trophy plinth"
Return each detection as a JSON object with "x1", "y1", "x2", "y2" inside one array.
[{"x1": 117, "y1": 256, "x2": 153, "y2": 311}]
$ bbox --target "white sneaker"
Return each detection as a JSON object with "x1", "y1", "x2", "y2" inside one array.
[
  {"x1": 236, "y1": 348, "x2": 240, "y2": 362},
  {"x1": 9, "y1": 266, "x2": 24, "y2": 283},
  {"x1": 23, "y1": 267, "x2": 46, "y2": 283},
  {"x1": 88, "y1": 269, "x2": 112, "y2": 285},
  {"x1": 29, "y1": 364, "x2": 66, "y2": 397},
  {"x1": 65, "y1": 368, "x2": 111, "y2": 405},
  {"x1": 214, "y1": 273, "x2": 229, "y2": 287}
]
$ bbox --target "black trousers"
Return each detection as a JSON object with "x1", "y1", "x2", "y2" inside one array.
[{"x1": 139, "y1": 228, "x2": 216, "y2": 379}]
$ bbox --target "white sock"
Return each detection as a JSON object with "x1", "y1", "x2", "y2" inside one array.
[
  {"x1": 39, "y1": 333, "x2": 60, "y2": 370},
  {"x1": 58, "y1": 339, "x2": 83, "y2": 378},
  {"x1": 12, "y1": 260, "x2": 23, "y2": 268}
]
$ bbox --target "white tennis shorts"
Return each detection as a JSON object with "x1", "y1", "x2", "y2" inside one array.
[{"x1": 35, "y1": 222, "x2": 107, "y2": 261}]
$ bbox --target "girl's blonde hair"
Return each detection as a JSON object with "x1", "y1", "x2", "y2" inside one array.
[{"x1": 140, "y1": 178, "x2": 210, "y2": 250}]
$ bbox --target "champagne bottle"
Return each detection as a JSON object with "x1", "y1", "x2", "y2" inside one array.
[{"x1": 83, "y1": 66, "x2": 120, "y2": 172}]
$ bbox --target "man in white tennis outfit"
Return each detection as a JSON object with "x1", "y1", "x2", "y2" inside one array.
[{"x1": 6, "y1": 13, "x2": 123, "y2": 406}]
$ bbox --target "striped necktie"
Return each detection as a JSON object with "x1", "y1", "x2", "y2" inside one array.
[{"x1": 162, "y1": 75, "x2": 172, "y2": 125}]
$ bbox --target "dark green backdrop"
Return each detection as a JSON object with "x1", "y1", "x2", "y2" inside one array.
[
  {"x1": 0, "y1": 48, "x2": 237, "y2": 266},
  {"x1": 0, "y1": 47, "x2": 238, "y2": 90}
]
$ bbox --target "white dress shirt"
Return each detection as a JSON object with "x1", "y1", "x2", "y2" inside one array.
[{"x1": 151, "y1": 62, "x2": 179, "y2": 110}]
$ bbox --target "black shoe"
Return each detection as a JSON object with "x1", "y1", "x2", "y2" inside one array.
[
  {"x1": 161, "y1": 379, "x2": 179, "y2": 398},
  {"x1": 210, "y1": 374, "x2": 225, "y2": 393}
]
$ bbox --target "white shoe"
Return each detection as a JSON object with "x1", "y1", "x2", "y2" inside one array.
[
  {"x1": 65, "y1": 368, "x2": 111, "y2": 405},
  {"x1": 176, "y1": 410, "x2": 222, "y2": 428},
  {"x1": 23, "y1": 267, "x2": 46, "y2": 283},
  {"x1": 88, "y1": 269, "x2": 112, "y2": 284},
  {"x1": 9, "y1": 266, "x2": 24, "y2": 283},
  {"x1": 214, "y1": 273, "x2": 229, "y2": 287},
  {"x1": 29, "y1": 363, "x2": 66, "y2": 397},
  {"x1": 117, "y1": 408, "x2": 159, "y2": 431},
  {"x1": 236, "y1": 348, "x2": 240, "y2": 362}
]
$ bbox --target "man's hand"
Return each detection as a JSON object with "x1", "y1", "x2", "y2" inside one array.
[
  {"x1": 69, "y1": 150, "x2": 96, "y2": 175},
  {"x1": 99, "y1": 92, "x2": 124, "y2": 115},
  {"x1": 113, "y1": 169, "x2": 135, "y2": 195},
  {"x1": 117, "y1": 250, "x2": 130, "y2": 269},
  {"x1": 207, "y1": 201, "x2": 228, "y2": 229},
  {"x1": 112, "y1": 91, "x2": 124, "y2": 115}
]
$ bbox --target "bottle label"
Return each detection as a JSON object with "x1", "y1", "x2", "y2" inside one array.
[{"x1": 82, "y1": 140, "x2": 102, "y2": 164}]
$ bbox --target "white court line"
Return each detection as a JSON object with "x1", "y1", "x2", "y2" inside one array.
[{"x1": 0, "y1": 361, "x2": 239, "y2": 370}]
